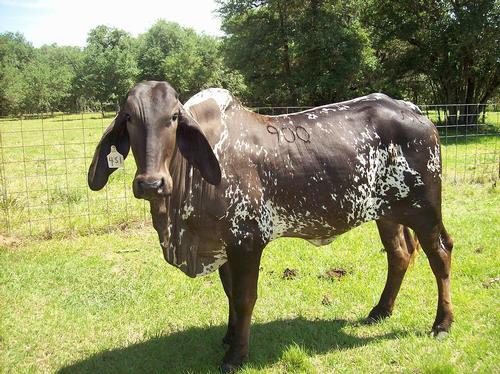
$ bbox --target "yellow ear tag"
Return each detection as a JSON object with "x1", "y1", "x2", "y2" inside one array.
[{"x1": 107, "y1": 145, "x2": 124, "y2": 169}]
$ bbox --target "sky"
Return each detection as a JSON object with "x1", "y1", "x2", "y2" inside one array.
[{"x1": 0, "y1": 0, "x2": 223, "y2": 47}]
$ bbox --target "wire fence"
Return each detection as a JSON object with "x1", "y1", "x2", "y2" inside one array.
[{"x1": 0, "y1": 103, "x2": 498, "y2": 238}]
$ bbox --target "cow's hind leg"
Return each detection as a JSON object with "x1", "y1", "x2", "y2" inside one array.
[
  {"x1": 367, "y1": 219, "x2": 417, "y2": 322},
  {"x1": 415, "y1": 222, "x2": 454, "y2": 337},
  {"x1": 219, "y1": 262, "x2": 237, "y2": 345}
]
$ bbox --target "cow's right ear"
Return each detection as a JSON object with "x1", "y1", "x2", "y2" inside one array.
[{"x1": 88, "y1": 114, "x2": 130, "y2": 191}]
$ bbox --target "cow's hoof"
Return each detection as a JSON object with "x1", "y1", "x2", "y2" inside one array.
[
  {"x1": 219, "y1": 362, "x2": 241, "y2": 373},
  {"x1": 365, "y1": 306, "x2": 392, "y2": 324},
  {"x1": 431, "y1": 325, "x2": 450, "y2": 340},
  {"x1": 221, "y1": 350, "x2": 247, "y2": 373}
]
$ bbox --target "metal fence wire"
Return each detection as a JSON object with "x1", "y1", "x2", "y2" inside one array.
[{"x1": 0, "y1": 103, "x2": 498, "y2": 238}]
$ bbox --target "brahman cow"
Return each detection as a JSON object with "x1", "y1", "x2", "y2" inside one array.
[{"x1": 88, "y1": 81, "x2": 453, "y2": 372}]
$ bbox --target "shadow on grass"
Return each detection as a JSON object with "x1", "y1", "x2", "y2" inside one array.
[
  {"x1": 58, "y1": 318, "x2": 405, "y2": 373},
  {"x1": 438, "y1": 131, "x2": 498, "y2": 147}
]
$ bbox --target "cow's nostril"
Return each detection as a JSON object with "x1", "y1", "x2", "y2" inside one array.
[
  {"x1": 139, "y1": 179, "x2": 163, "y2": 191},
  {"x1": 134, "y1": 176, "x2": 168, "y2": 199},
  {"x1": 150, "y1": 179, "x2": 163, "y2": 189}
]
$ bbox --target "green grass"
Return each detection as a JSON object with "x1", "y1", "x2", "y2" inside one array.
[
  {"x1": 0, "y1": 111, "x2": 498, "y2": 238},
  {"x1": 1, "y1": 181, "x2": 499, "y2": 373},
  {"x1": 440, "y1": 134, "x2": 499, "y2": 183},
  {"x1": 0, "y1": 113, "x2": 149, "y2": 237}
]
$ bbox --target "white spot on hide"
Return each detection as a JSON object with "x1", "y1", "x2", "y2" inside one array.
[
  {"x1": 184, "y1": 88, "x2": 233, "y2": 113},
  {"x1": 427, "y1": 145, "x2": 441, "y2": 177}
]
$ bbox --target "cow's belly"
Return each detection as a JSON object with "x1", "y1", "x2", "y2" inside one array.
[
  {"x1": 263, "y1": 196, "x2": 380, "y2": 246},
  {"x1": 306, "y1": 236, "x2": 338, "y2": 247},
  {"x1": 262, "y1": 175, "x2": 398, "y2": 243},
  {"x1": 259, "y1": 197, "x2": 348, "y2": 242}
]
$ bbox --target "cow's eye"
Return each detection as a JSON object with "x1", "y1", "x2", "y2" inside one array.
[
  {"x1": 125, "y1": 113, "x2": 131, "y2": 121},
  {"x1": 171, "y1": 113, "x2": 178, "y2": 123}
]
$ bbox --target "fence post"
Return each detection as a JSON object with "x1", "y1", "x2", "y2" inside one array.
[{"x1": 0, "y1": 124, "x2": 10, "y2": 233}]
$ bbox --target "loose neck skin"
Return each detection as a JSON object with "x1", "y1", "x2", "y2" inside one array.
[
  {"x1": 169, "y1": 146, "x2": 190, "y2": 205},
  {"x1": 148, "y1": 145, "x2": 186, "y2": 252}
]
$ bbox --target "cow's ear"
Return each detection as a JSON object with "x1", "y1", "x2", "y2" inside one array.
[
  {"x1": 176, "y1": 107, "x2": 221, "y2": 185},
  {"x1": 88, "y1": 114, "x2": 130, "y2": 191}
]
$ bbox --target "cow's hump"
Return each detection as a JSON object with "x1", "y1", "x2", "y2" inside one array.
[{"x1": 184, "y1": 88, "x2": 234, "y2": 114}]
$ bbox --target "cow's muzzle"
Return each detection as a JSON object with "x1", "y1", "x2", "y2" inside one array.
[{"x1": 133, "y1": 174, "x2": 170, "y2": 200}]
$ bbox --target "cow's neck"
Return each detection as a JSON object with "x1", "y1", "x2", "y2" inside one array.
[
  {"x1": 169, "y1": 145, "x2": 192, "y2": 211},
  {"x1": 149, "y1": 146, "x2": 190, "y2": 255}
]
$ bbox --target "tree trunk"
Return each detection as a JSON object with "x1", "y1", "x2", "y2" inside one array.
[
  {"x1": 458, "y1": 67, "x2": 477, "y2": 126},
  {"x1": 459, "y1": 105, "x2": 481, "y2": 127},
  {"x1": 446, "y1": 105, "x2": 458, "y2": 127}
]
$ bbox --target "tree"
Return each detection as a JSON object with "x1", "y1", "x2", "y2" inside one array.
[
  {"x1": 137, "y1": 20, "x2": 247, "y2": 101},
  {"x1": 20, "y1": 45, "x2": 83, "y2": 114},
  {"x1": 363, "y1": 0, "x2": 500, "y2": 123},
  {"x1": 76, "y1": 25, "x2": 139, "y2": 110},
  {"x1": 0, "y1": 34, "x2": 84, "y2": 115},
  {"x1": 217, "y1": 0, "x2": 376, "y2": 106},
  {"x1": 0, "y1": 32, "x2": 34, "y2": 115},
  {"x1": 293, "y1": 1, "x2": 376, "y2": 105},
  {"x1": 161, "y1": 29, "x2": 222, "y2": 99},
  {"x1": 137, "y1": 20, "x2": 188, "y2": 82},
  {"x1": 218, "y1": 0, "x2": 301, "y2": 105}
]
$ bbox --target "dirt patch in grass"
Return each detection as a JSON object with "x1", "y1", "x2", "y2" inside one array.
[
  {"x1": 0, "y1": 234, "x2": 23, "y2": 248},
  {"x1": 319, "y1": 268, "x2": 347, "y2": 281},
  {"x1": 321, "y1": 295, "x2": 333, "y2": 306},
  {"x1": 482, "y1": 277, "x2": 499, "y2": 288},
  {"x1": 282, "y1": 268, "x2": 299, "y2": 280}
]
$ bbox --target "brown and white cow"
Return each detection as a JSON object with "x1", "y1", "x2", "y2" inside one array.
[{"x1": 88, "y1": 81, "x2": 453, "y2": 372}]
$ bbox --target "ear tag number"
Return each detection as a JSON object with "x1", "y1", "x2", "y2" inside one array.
[{"x1": 107, "y1": 145, "x2": 124, "y2": 169}]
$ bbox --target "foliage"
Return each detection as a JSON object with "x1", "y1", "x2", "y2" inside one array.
[
  {"x1": 363, "y1": 0, "x2": 500, "y2": 110},
  {"x1": 1, "y1": 2, "x2": 499, "y2": 115},
  {"x1": 137, "y1": 20, "x2": 188, "y2": 82},
  {"x1": 75, "y1": 25, "x2": 139, "y2": 110},
  {"x1": 293, "y1": 1, "x2": 377, "y2": 105},
  {"x1": 0, "y1": 20, "x2": 248, "y2": 114},
  {"x1": 217, "y1": 0, "x2": 376, "y2": 106},
  {"x1": 137, "y1": 20, "x2": 248, "y2": 101},
  {"x1": 0, "y1": 32, "x2": 34, "y2": 115},
  {"x1": 21, "y1": 45, "x2": 82, "y2": 113},
  {"x1": 0, "y1": 33, "x2": 83, "y2": 115}
]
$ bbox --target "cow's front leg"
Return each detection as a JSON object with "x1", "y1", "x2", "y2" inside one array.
[
  {"x1": 219, "y1": 262, "x2": 237, "y2": 345},
  {"x1": 220, "y1": 243, "x2": 263, "y2": 373}
]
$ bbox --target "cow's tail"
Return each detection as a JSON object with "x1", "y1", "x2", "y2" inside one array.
[{"x1": 403, "y1": 226, "x2": 420, "y2": 264}]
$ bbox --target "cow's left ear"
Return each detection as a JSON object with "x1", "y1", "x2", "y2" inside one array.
[{"x1": 176, "y1": 107, "x2": 221, "y2": 185}]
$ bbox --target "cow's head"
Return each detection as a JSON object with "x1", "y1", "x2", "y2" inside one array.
[{"x1": 88, "y1": 81, "x2": 221, "y2": 200}]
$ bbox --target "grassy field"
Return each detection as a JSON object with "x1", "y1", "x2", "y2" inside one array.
[{"x1": 1, "y1": 181, "x2": 499, "y2": 373}]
